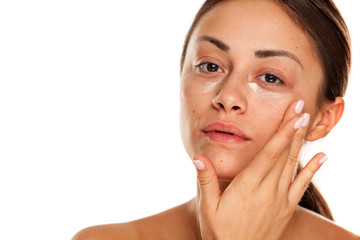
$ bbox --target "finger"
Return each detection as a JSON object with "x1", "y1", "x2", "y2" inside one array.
[
  {"x1": 265, "y1": 101, "x2": 306, "y2": 181},
  {"x1": 271, "y1": 113, "x2": 309, "y2": 183},
  {"x1": 192, "y1": 155, "x2": 221, "y2": 212},
  {"x1": 279, "y1": 113, "x2": 310, "y2": 189},
  {"x1": 265, "y1": 140, "x2": 291, "y2": 184},
  {"x1": 246, "y1": 114, "x2": 305, "y2": 182},
  {"x1": 245, "y1": 100, "x2": 304, "y2": 182},
  {"x1": 278, "y1": 99, "x2": 304, "y2": 129},
  {"x1": 288, "y1": 153, "x2": 328, "y2": 205}
]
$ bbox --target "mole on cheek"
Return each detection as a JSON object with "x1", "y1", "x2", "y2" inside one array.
[{"x1": 192, "y1": 110, "x2": 196, "y2": 114}]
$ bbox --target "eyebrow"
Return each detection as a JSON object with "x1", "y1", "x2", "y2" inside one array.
[
  {"x1": 197, "y1": 35, "x2": 230, "y2": 52},
  {"x1": 255, "y1": 50, "x2": 303, "y2": 69},
  {"x1": 197, "y1": 35, "x2": 303, "y2": 68}
]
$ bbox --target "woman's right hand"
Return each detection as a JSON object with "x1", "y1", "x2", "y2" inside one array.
[{"x1": 192, "y1": 100, "x2": 327, "y2": 240}]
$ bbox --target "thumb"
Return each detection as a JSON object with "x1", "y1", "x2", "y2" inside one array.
[{"x1": 192, "y1": 155, "x2": 221, "y2": 211}]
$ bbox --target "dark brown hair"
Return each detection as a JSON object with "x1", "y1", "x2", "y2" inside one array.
[{"x1": 180, "y1": 0, "x2": 351, "y2": 220}]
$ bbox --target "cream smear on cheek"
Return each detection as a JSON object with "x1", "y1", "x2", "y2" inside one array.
[
  {"x1": 180, "y1": 78, "x2": 222, "y2": 97},
  {"x1": 201, "y1": 81, "x2": 222, "y2": 93},
  {"x1": 247, "y1": 82, "x2": 294, "y2": 119},
  {"x1": 248, "y1": 82, "x2": 285, "y2": 99}
]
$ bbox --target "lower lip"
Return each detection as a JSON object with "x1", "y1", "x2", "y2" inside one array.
[{"x1": 204, "y1": 131, "x2": 248, "y2": 144}]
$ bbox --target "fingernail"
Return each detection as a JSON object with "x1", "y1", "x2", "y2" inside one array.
[
  {"x1": 192, "y1": 159, "x2": 205, "y2": 170},
  {"x1": 301, "y1": 113, "x2": 310, "y2": 127},
  {"x1": 294, "y1": 116, "x2": 305, "y2": 130},
  {"x1": 318, "y1": 155, "x2": 328, "y2": 165},
  {"x1": 295, "y1": 100, "x2": 304, "y2": 114}
]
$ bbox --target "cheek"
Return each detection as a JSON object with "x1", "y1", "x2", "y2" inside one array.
[
  {"x1": 180, "y1": 75, "x2": 221, "y2": 116},
  {"x1": 181, "y1": 77, "x2": 221, "y2": 96},
  {"x1": 293, "y1": 85, "x2": 319, "y2": 116},
  {"x1": 246, "y1": 86, "x2": 295, "y2": 143},
  {"x1": 247, "y1": 83, "x2": 294, "y2": 119},
  {"x1": 180, "y1": 79, "x2": 217, "y2": 148}
]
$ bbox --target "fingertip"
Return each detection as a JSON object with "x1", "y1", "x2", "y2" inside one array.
[
  {"x1": 294, "y1": 112, "x2": 310, "y2": 130},
  {"x1": 301, "y1": 113, "x2": 310, "y2": 128},
  {"x1": 279, "y1": 99, "x2": 305, "y2": 129},
  {"x1": 317, "y1": 155, "x2": 328, "y2": 165},
  {"x1": 192, "y1": 159, "x2": 205, "y2": 171},
  {"x1": 305, "y1": 153, "x2": 327, "y2": 171},
  {"x1": 294, "y1": 99, "x2": 304, "y2": 114},
  {"x1": 192, "y1": 155, "x2": 209, "y2": 171},
  {"x1": 293, "y1": 116, "x2": 305, "y2": 130}
]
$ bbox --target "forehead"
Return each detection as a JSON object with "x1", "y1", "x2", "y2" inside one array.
[{"x1": 189, "y1": 0, "x2": 321, "y2": 74}]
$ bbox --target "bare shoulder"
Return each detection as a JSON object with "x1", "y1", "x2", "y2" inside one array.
[
  {"x1": 72, "y1": 221, "x2": 142, "y2": 240},
  {"x1": 285, "y1": 206, "x2": 360, "y2": 240},
  {"x1": 72, "y1": 200, "x2": 197, "y2": 240}
]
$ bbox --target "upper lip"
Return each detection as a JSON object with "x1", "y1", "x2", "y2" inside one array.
[{"x1": 201, "y1": 121, "x2": 250, "y2": 140}]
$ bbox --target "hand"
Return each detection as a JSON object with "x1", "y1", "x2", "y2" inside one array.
[{"x1": 192, "y1": 100, "x2": 328, "y2": 240}]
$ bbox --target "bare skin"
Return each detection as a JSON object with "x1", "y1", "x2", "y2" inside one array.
[
  {"x1": 72, "y1": 201, "x2": 359, "y2": 240},
  {"x1": 73, "y1": 0, "x2": 359, "y2": 239}
]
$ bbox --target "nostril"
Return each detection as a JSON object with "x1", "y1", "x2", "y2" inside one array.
[
  {"x1": 218, "y1": 103, "x2": 225, "y2": 109},
  {"x1": 232, "y1": 106, "x2": 240, "y2": 110}
]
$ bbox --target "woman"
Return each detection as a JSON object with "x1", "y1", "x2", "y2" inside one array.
[{"x1": 73, "y1": 0, "x2": 359, "y2": 239}]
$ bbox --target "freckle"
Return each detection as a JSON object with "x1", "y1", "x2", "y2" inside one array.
[
  {"x1": 220, "y1": 160, "x2": 223, "y2": 163},
  {"x1": 192, "y1": 110, "x2": 195, "y2": 114}
]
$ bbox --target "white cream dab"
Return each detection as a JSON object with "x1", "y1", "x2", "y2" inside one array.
[
  {"x1": 247, "y1": 82, "x2": 287, "y2": 99},
  {"x1": 247, "y1": 82, "x2": 294, "y2": 119},
  {"x1": 201, "y1": 81, "x2": 221, "y2": 93}
]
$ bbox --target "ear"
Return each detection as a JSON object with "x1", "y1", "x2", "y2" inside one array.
[{"x1": 305, "y1": 97, "x2": 345, "y2": 141}]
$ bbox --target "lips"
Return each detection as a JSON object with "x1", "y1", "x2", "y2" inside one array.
[{"x1": 202, "y1": 121, "x2": 250, "y2": 144}]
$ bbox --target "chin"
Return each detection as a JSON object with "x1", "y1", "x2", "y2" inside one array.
[
  {"x1": 214, "y1": 160, "x2": 248, "y2": 180},
  {"x1": 198, "y1": 148, "x2": 253, "y2": 180}
]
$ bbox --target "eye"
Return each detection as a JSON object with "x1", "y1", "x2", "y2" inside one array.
[
  {"x1": 258, "y1": 73, "x2": 284, "y2": 85},
  {"x1": 196, "y1": 62, "x2": 224, "y2": 73}
]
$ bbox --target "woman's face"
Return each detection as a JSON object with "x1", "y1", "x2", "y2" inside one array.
[{"x1": 180, "y1": 0, "x2": 324, "y2": 180}]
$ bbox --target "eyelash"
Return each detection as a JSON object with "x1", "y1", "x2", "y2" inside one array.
[
  {"x1": 257, "y1": 73, "x2": 285, "y2": 86},
  {"x1": 195, "y1": 62, "x2": 285, "y2": 87},
  {"x1": 194, "y1": 62, "x2": 224, "y2": 73}
]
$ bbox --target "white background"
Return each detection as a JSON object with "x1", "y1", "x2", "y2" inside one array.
[{"x1": 0, "y1": 0, "x2": 359, "y2": 239}]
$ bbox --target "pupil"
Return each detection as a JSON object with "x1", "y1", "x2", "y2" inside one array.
[
  {"x1": 265, "y1": 74, "x2": 276, "y2": 83},
  {"x1": 207, "y1": 63, "x2": 218, "y2": 72}
]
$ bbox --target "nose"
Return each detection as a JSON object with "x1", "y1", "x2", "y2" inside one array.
[{"x1": 211, "y1": 73, "x2": 247, "y2": 114}]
